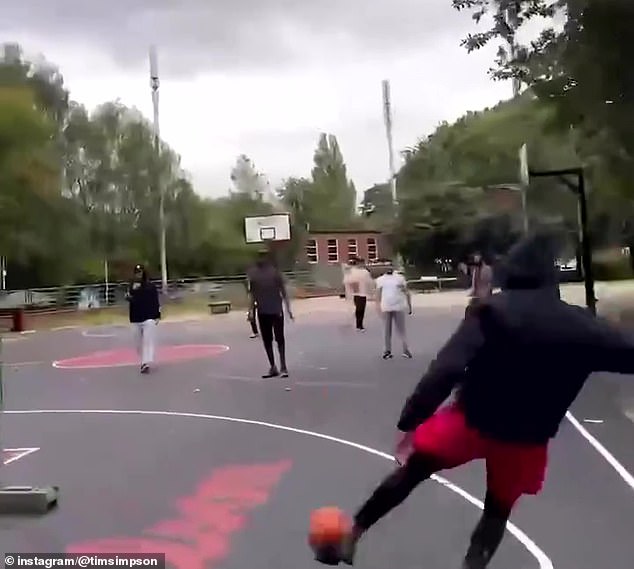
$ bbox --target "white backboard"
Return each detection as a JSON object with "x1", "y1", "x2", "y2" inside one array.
[
  {"x1": 244, "y1": 214, "x2": 291, "y2": 243},
  {"x1": 519, "y1": 143, "x2": 529, "y2": 186}
]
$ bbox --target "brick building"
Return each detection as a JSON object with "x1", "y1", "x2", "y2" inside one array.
[{"x1": 303, "y1": 230, "x2": 391, "y2": 265}]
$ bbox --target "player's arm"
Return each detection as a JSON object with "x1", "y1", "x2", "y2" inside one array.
[
  {"x1": 277, "y1": 272, "x2": 293, "y2": 317},
  {"x1": 374, "y1": 278, "x2": 383, "y2": 311},
  {"x1": 396, "y1": 305, "x2": 486, "y2": 432},
  {"x1": 401, "y1": 276, "x2": 412, "y2": 314},
  {"x1": 586, "y1": 315, "x2": 634, "y2": 374},
  {"x1": 246, "y1": 276, "x2": 256, "y2": 313},
  {"x1": 151, "y1": 282, "x2": 161, "y2": 320}
]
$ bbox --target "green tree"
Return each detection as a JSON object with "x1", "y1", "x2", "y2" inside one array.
[{"x1": 309, "y1": 133, "x2": 357, "y2": 228}]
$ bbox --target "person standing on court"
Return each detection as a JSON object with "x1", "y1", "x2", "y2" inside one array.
[
  {"x1": 375, "y1": 264, "x2": 412, "y2": 359},
  {"x1": 126, "y1": 264, "x2": 160, "y2": 374},
  {"x1": 247, "y1": 250, "x2": 293, "y2": 378},
  {"x1": 313, "y1": 230, "x2": 634, "y2": 569},
  {"x1": 343, "y1": 258, "x2": 374, "y2": 331},
  {"x1": 469, "y1": 252, "x2": 493, "y2": 302}
]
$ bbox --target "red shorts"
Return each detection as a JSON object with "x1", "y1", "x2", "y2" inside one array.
[{"x1": 413, "y1": 405, "x2": 548, "y2": 507}]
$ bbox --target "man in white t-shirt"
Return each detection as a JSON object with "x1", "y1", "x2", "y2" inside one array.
[
  {"x1": 343, "y1": 258, "x2": 375, "y2": 331},
  {"x1": 375, "y1": 265, "x2": 412, "y2": 359}
]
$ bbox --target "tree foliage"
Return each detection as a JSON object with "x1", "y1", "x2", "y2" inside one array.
[{"x1": 452, "y1": 0, "x2": 634, "y2": 196}]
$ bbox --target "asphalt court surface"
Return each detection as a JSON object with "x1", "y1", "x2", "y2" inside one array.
[{"x1": 1, "y1": 303, "x2": 633, "y2": 568}]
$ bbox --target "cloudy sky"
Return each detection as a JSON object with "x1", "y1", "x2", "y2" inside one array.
[{"x1": 3, "y1": 0, "x2": 516, "y2": 197}]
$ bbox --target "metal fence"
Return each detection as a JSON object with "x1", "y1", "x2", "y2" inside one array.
[{"x1": 0, "y1": 271, "x2": 319, "y2": 314}]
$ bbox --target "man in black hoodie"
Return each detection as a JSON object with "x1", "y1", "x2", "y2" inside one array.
[
  {"x1": 316, "y1": 232, "x2": 634, "y2": 568},
  {"x1": 127, "y1": 264, "x2": 161, "y2": 374}
]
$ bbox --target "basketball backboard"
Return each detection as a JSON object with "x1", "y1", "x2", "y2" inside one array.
[{"x1": 244, "y1": 213, "x2": 291, "y2": 243}]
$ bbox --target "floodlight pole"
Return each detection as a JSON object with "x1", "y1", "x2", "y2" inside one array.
[
  {"x1": 529, "y1": 167, "x2": 596, "y2": 315},
  {"x1": 150, "y1": 46, "x2": 168, "y2": 294},
  {"x1": 382, "y1": 79, "x2": 403, "y2": 268}
]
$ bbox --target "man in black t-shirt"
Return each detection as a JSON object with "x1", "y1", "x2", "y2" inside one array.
[{"x1": 247, "y1": 251, "x2": 293, "y2": 378}]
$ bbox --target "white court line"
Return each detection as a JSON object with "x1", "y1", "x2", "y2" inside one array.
[
  {"x1": 81, "y1": 332, "x2": 117, "y2": 338},
  {"x1": 2, "y1": 446, "x2": 40, "y2": 465},
  {"x1": 294, "y1": 381, "x2": 374, "y2": 389},
  {"x1": 3, "y1": 409, "x2": 553, "y2": 569},
  {"x1": 52, "y1": 326, "x2": 80, "y2": 332},
  {"x1": 4, "y1": 360, "x2": 47, "y2": 368},
  {"x1": 565, "y1": 411, "x2": 634, "y2": 491}
]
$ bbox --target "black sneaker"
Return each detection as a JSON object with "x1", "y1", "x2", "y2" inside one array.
[
  {"x1": 402, "y1": 349, "x2": 413, "y2": 359},
  {"x1": 280, "y1": 368, "x2": 289, "y2": 378},
  {"x1": 140, "y1": 364, "x2": 150, "y2": 374},
  {"x1": 339, "y1": 533, "x2": 357, "y2": 565},
  {"x1": 382, "y1": 351, "x2": 393, "y2": 359},
  {"x1": 462, "y1": 546, "x2": 491, "y2": 569},
  {"x1": 314, "y1": 544, "x2": 340, "y2": 565},
  {"x1": 262, "y1": 368, "x2": 279, "y2": 379},
  {"x1": 313, "y1": 533, "x2": 357, "y2": 566}
]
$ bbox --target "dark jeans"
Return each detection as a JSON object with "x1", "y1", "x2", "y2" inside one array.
[
  {"x1": 257, "y1": 312, "x2": 286, "y2": 369},
  {"x1": 353, "y1": 295, "x2": 367, "y2": 329}
]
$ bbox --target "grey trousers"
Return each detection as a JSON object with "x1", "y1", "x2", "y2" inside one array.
[{"x1": 383, "y1": 310, "x2": 408, "y2": 352}]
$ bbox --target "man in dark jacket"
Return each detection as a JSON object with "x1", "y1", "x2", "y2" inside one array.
[
  {"x1": 127, "y1": 264, "x2": 161, "y2": 374},
  {"x1": 247, "y1": 250, "x2": 293, "y2": 378},
  {"x1": 316, "y1": 232, "x2": 634, "y2": 568}
]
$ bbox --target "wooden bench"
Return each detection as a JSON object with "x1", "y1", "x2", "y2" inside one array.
[{"x1": 208, "y1": 300, "x2": 231, "y2": 314}]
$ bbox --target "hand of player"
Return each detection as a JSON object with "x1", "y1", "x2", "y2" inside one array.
[
  {"x1": 287, "y1": 310, "x2": 294, "y2": 321},
  {"x1": 394, "y1": 431, "x2": 414, "y2": 466}
]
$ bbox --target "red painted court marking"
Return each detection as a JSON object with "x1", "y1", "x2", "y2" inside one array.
[
  {"x1": 66, "y1": 460, "x2": 292, "y2": 569},
  {"x1": 52, "y1": 344, "x2": 230, "y2": 369}
]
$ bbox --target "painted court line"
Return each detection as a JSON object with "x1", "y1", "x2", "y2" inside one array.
[
  {"x1": 566, "y1": 411, "x2": 634, "y2": 491},
  {"x1": 3, "y1": 447, "x2": 40, "y2": 465},
  {"x1": 294, "y1": 380, "x2": 374, "y2": 389},
  {"x1": 4, "y1": 360, "x2": 47, "y2": 368},
  {"x1": 3, "y1": 409, "x2": 553, "y2": 569}
]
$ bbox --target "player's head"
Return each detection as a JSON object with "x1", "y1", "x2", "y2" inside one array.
[
  {"x1": 472, "y1": 251, "x2": 483, "y2": 265},
  {"x1": 255, "y1": 249, "x2": 270, "y2": 267},
  {"x1": 133, "y1": 264, "x2": 147, "y2": 282},
  {"x1": 499, "y1": 230, "x2": 560, "y2": 291}
]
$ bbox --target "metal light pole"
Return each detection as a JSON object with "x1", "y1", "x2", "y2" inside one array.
[
  {"x1": 382, "y1": 79, "x2": 403, "y2": 268},
  {"x1": 149, "y1": 46, "x2": 168, "y2": 293},
  {"x1": 507, "y1": 4, "x2": 529, "y2": 234}
]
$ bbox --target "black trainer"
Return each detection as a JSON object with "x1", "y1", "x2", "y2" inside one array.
[
  {"x1": 280, "y1": 368, "x2": 289, "y2": 378},
  {"x1": 402, "y1": 349, "x2": 413, "y2": 359},
  {"x1": 262, "y1": 367, "x2": 279, "y2": 379},
  {"x1": 382, "y1": 351, "x2": 393, "y2": 359},
  {"x1": 140, "y1": 364, "x2": 149, "y2": 374}
]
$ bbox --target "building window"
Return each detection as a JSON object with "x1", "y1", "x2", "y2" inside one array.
[
  {"x1": 367, "y1": 237, "x2": 378, "y2": 261},
  {"x1": 327, "y1": 238, "x2": 339, "y2": 263},
  {"x1": 306, "y1": 239, "x2": 318, "y2": 264},
  {"x1": 347, "y1": 238, "x2": 358, "y2": 260}
]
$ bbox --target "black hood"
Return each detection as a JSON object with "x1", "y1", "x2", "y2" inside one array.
[{"x1": 499, "y1": 232, "x2": 560, "y2": 290}]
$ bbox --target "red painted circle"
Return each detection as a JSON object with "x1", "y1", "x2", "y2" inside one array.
[{"x1": 53, "y1": 344, "x2": 229, "y2": 369}]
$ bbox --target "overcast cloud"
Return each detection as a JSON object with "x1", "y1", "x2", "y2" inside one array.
[{"x1": 2, "y1": 0, "x2": 514, "y2": 197}]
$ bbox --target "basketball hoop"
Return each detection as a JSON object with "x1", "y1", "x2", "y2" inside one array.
[{"x1": 259, "y1": 227, "x2": 277, "y2": 241}]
